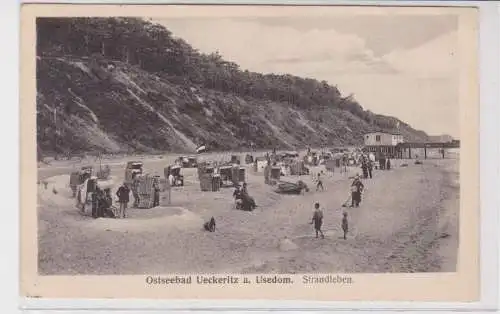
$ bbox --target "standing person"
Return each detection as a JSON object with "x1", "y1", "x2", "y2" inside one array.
[
  {"x1": 152, "y1": 180, "x2": 160, "y2": 207},
  {"x1": 386, "y1": 158, "x2": 391, "y2": 170},
  {"x1": 91, "y1": 187, "x2": 100, "y2": 219},
  {"x1": 361, "y1": 159, "x2": 368, "y2": 179},
  {"x1": 341, "y1": 154, "x2": 347, "y2": 173},
  {"x1": 316, "y1": 173, "x2": 324, "y2": 191},
  {"x1": 367, "y1": 159, "x2": 373, "y2": 179},
  {"x1": 379, "y1": 153, "x2": 386, "y2": 170},
  {"x1": 341, "y1": 212, "x2": 349, "y2": 240},
  {"x1": 116, "y1": 183, "x2": 130, "y2": 218},
  {"x1": 350, "y1": 174, "x2": 364, "y2": 208},
  {"x1": 131, "y1": 178, "x2": 140, "y2": 208},
  {"x1": 310, "y1": 203, "x2": 325, "y2": 239}
]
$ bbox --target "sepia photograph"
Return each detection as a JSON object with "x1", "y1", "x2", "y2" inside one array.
[{"x1": 20, "y1": 4, "x2": 480, "y2": 301}]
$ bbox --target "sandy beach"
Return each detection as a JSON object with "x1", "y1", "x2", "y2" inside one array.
[{"x1": 37, "y1": 153, "x2": 459, "y2": 275}]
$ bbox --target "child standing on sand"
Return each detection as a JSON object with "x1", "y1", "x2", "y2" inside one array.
[
  {"x1": 316, "y1": 173, "x2": 324, "y2": 191},
  {"x1": 311, "y1": 202, "x2": 325, "y2": 239},
  {"x1": 341, "y1": 212, "x2": 349, "y2": 240}
]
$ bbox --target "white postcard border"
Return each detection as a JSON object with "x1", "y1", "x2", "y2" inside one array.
[{"x1": 13, "y1": 0, "x2": 499, "y2": 311}]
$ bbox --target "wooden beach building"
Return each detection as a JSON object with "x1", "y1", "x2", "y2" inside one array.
[
  {"x1": 362, "y1": 131, "x2": 459, "y2": 159},
  {"x1": 362, "y1": 131, "x2": 404, "y2": 158}
]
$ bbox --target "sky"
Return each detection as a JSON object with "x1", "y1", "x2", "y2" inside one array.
[{"x1": 154, "y1": 14, "x2": 459, "y2": 138}]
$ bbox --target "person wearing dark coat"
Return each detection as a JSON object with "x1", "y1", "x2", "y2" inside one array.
[
  {"x1": 367, "y1": 159, "x2": 373, "y2": 179},
  {"x1": 116, "y1": 183, "x2": 130, "y2": 218},
  {"x1": 386, "y1": 158, "x2": 391, "y2": 170},
  {"x1": 361, "y1": 160, "x2": 368, "y2": 179},
  {"x1": 379, "y1": 153, "x2": 386, "y2": 170},
  {"x1": 96, "y1": 188, "x2": 106, "y2": 218},
  {"x1": 204, "y1": 217, "x2": 216, "y2": 232},
  {"x1": 350, "y1": 175, "x2": 364, "y2": 208},
  {"x1": 91, "y1": 187, "x2": 100, "y2": 218},
  {"x1": 239, "y1": 183, "x2": 257, "y2": 210}
]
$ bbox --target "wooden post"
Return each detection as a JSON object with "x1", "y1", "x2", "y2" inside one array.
[
  {"x1": 442, "y1": 146, "x2": 445, "y2": 159},
  {"x1": 409, "y1": 147, "x2": 412, "y2": 159},
  {"x1": 424, "y1": 146, "x2": 427, "y2": 159}
]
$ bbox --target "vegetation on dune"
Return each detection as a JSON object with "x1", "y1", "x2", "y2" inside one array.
[{"x1": 36, "y1": 17, "x2": 429, "y2": 158}]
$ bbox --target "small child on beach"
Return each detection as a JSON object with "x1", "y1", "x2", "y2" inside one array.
[
  {"x1": 316, "y1": 173, "x2": 324, "y2": 191},
  {"x1": 341, "y1": 212, "x2": 348, "y2": 240},
  {"x1": 311, "y1": 202, "x2": 325, "y2": 239}
]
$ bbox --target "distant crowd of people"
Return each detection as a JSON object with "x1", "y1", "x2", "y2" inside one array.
[{"x1": 360, "y1": 153, "x2": 392, "y2": 179}]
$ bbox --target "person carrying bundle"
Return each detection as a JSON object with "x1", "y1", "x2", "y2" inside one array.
[{"x1": 350, "y1": 174, "x2": 364, "y2": 208}]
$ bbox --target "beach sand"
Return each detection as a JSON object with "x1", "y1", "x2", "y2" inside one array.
[{"x1": 36, "y1": 154, "x2": 459, "y2": 275}]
